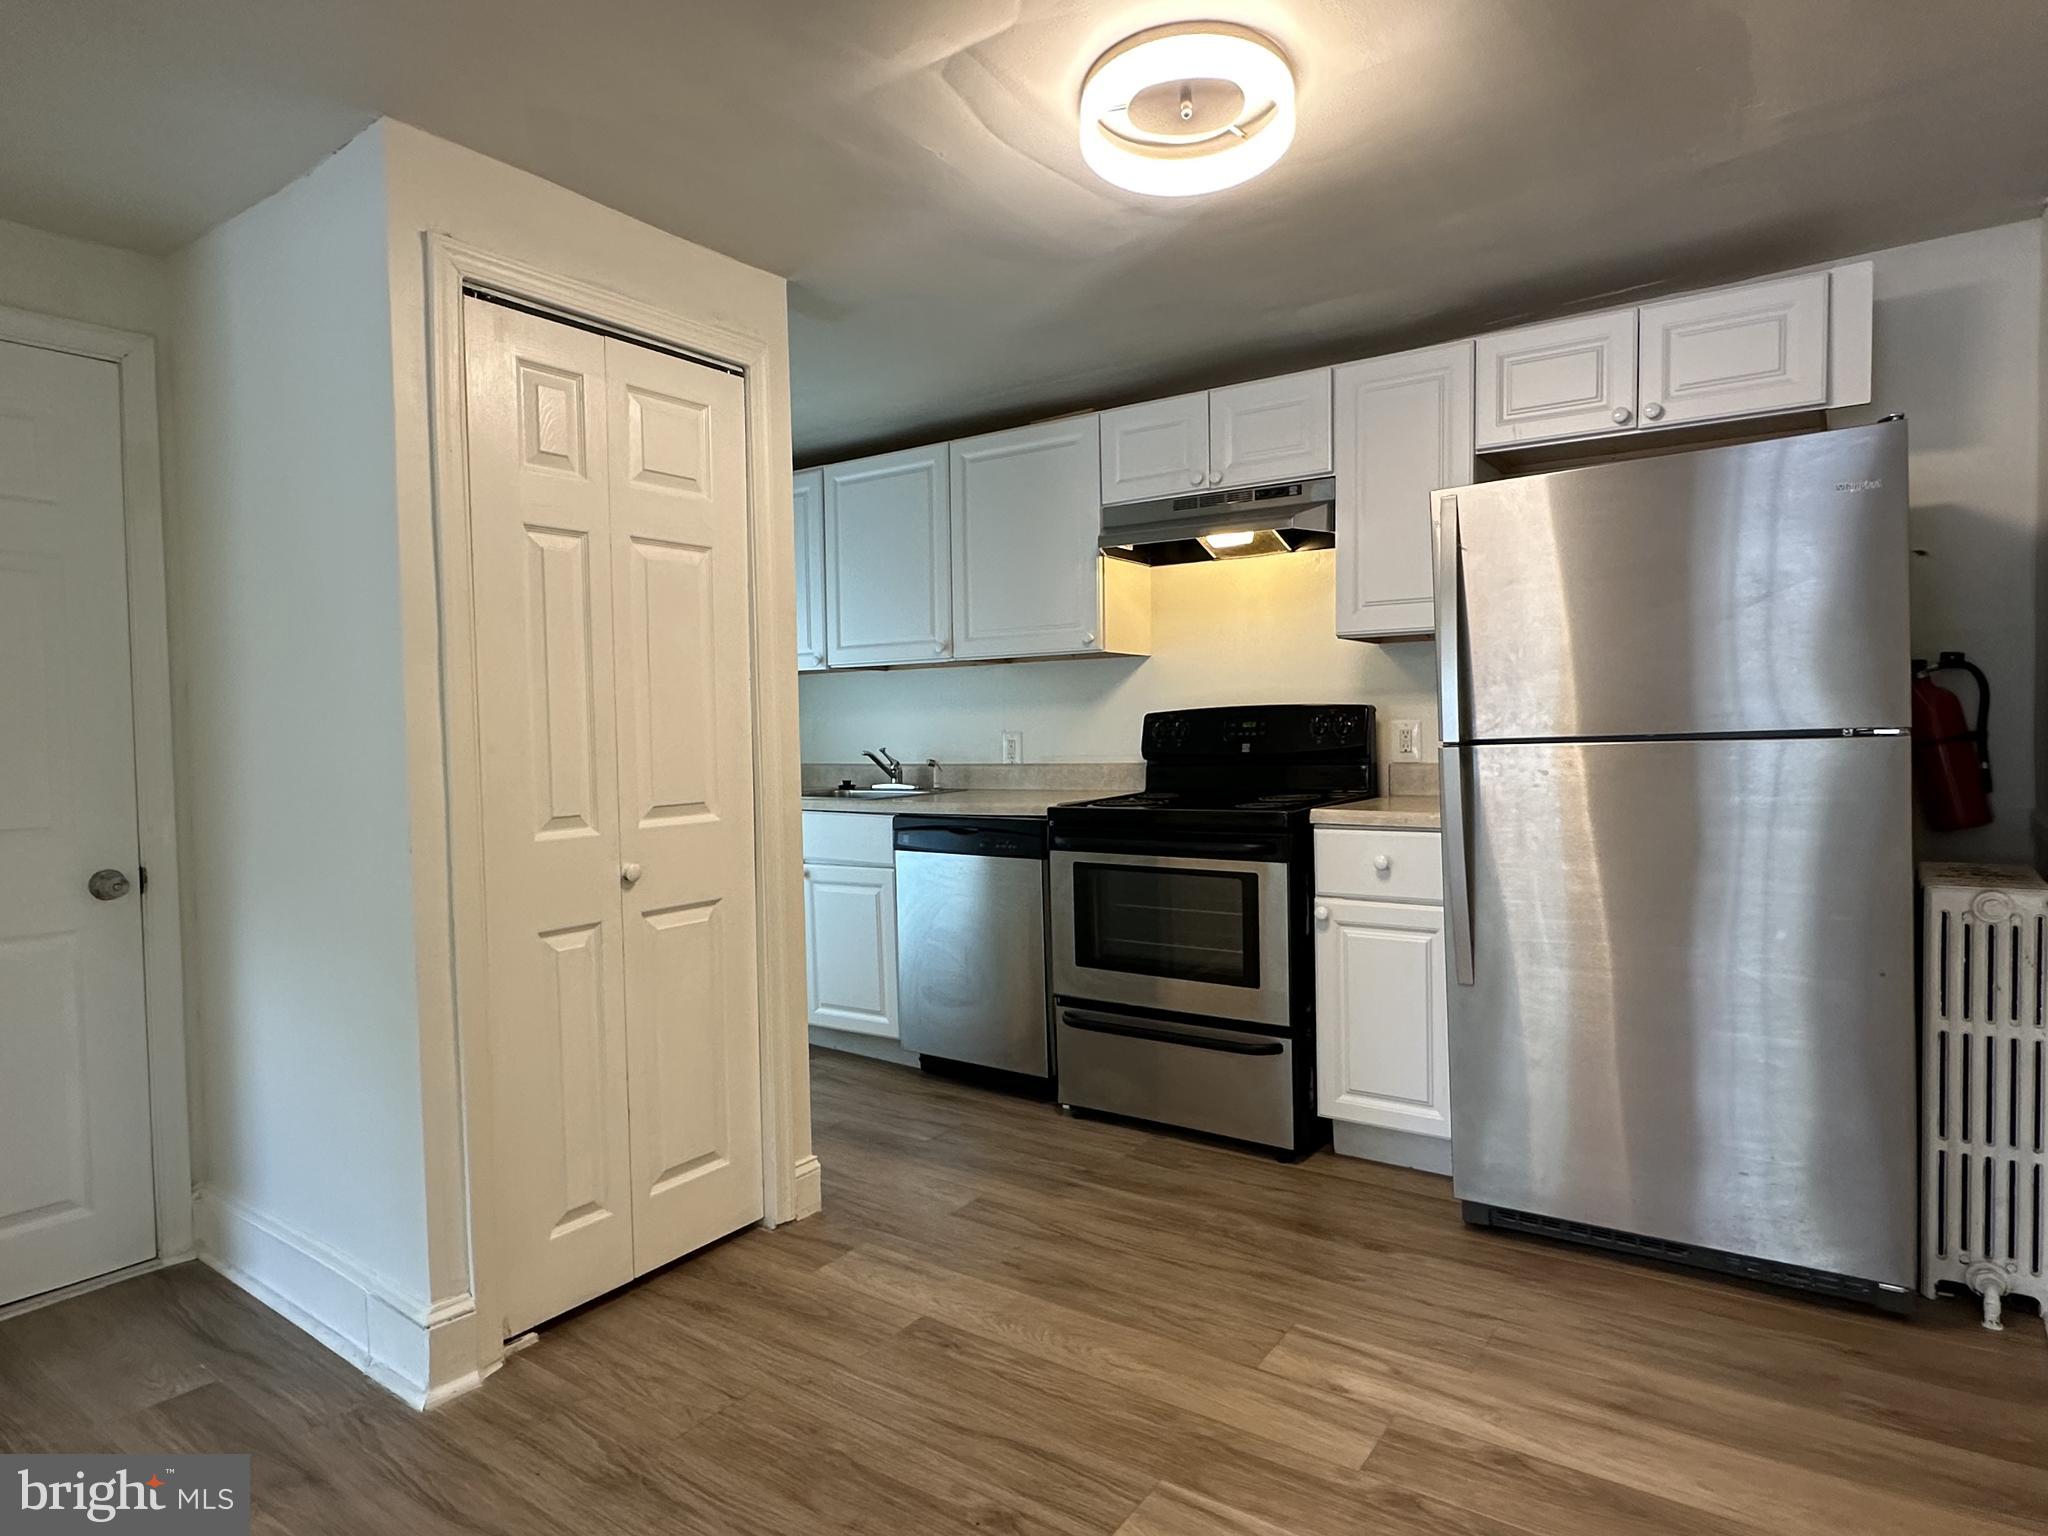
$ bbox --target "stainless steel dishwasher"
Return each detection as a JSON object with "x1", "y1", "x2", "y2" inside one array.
[{"x1": 893, "y1": 815, "x2": 1051, "y2": 1080}]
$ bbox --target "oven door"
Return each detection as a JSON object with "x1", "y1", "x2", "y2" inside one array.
[{"x1": 1050, "y1": 843, "x2": 1293, "y2": 1028}]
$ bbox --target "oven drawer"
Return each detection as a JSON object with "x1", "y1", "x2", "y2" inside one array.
[
  {"x1": 1314, "y1": 827, "x2": 1443, "y2": 904},
  {"x1": 1055, "y1": 1007, "x2": 1297, "y2": 1150}
]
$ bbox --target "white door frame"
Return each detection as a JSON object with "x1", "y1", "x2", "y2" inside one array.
[
  {"x1": 0, "y1": 304, "x2": 193, "y2": 1292},
  {"x1": 422, "y1": 237, "x2": 814, "y2": 1367}
]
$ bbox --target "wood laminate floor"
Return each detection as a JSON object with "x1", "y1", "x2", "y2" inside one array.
[{"x1": 4, "y1": 1047, "x2": 2045, "y2": 1534}]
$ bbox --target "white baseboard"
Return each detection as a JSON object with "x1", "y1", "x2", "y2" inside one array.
[
  {"x1": 790, "y1": 1153, "x2": 823, "y2": 1221},
  {"x1": 1331, "y1": 1121, "x2": 1454, "y2": 1176},
  {"x1": 194, "y1": 1188, "x2": 477, "y2": 1411}
]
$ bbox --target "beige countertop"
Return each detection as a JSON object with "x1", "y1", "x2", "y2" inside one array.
[
  {"x1": 799, "y1": 789, "x2": 1083, "y2": 818},
  {"x1": 1310, "y1": 795, "x2": 1442, "y2": 830}
]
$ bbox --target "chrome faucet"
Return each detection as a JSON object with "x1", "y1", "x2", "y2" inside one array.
[{"x1": 862, "y1": 747, "x2": 905, "y2": 784}]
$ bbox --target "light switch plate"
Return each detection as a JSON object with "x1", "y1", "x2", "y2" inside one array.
[
  {"x1": 1392, "y1": 719, "x2": 1421, "y2": 759},
  {"x1": 1001, "y1": 730, "x2": 1023, "y2": 764}
]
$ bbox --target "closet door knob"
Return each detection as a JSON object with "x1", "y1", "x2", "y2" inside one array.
[{"x1": 621, "y1": 862, "x2": 643, "y2": 887}]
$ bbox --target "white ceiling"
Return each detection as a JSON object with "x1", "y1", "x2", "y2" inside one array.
[{"x1": 7, "y1": 1, "x2": 2046, "y2": 460}]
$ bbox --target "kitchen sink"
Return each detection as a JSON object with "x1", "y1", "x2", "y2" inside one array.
[{"x1": 834, "y1": 785, "x2": 939, "y2": 798}]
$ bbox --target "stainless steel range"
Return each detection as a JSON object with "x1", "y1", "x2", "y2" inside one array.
[{"x1": 1047, "y1": 704, "x2": 1376, "y2": 1155}]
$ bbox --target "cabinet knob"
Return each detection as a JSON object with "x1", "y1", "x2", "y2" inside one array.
[
  {"x1": 1208, "y1": 470, "x2": 1222, "y2": 485},
  {"x1": 1642, "y1": 402, "x2": 1665, "y2": 421},
  {"x1": 1187, "y1": 471, "x2": 1202, "y2": 487},
  {"x1": 933, "y1": 641, "x2": 945, "y2": 654},
  {"x1": 1083, "y1": 632, "x2": 1097, "y2": 646},
  {"x1": 621, "y1": 862, "x2": 643, "y2": 886},
  {"x1": 1611, "y1": 406, "x2": 1633, "y2": 425},
  {"x1": 1373, "y1": 854, "x2": 1391, "y2": 873},
  {"x1": 1313, "y1": 904, "x2": 1330, "y2": 923}
]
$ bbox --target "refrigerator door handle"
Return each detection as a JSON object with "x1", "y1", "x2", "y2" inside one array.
[
  {"x1": 1441, "y1": 746, "x2": 1476, "y2": 986},
  {"x1": 1434, "y1": 491, "x2": 1464, "y2": 745}
]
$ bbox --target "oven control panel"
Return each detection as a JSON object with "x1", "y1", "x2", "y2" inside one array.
[{"x1": 1142, "y1": 704, "x2": 1374, "y2": 760}]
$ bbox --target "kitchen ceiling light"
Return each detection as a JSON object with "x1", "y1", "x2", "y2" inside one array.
[{"x1": 1079, "y1": 22, "x2": 1296, "y2": 198}]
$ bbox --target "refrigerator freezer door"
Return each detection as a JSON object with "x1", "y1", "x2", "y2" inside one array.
[
  {"x1": 1442, "y1": 420, "x2": 1908, "y2": 742},
  {"x1": 1447, "y1": 735, "x2": 1916, "y2": 1287}
]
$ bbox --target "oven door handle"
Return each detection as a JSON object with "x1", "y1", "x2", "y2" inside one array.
[
  {"x1": 1054, "y1": 838, "x2": 1280, "y2": 860},
  {"x1": 1061, "y1": 1012, "x2": 1285, "y2": 1056}
]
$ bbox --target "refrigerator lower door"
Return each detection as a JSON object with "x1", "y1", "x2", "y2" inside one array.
[{"x1": 1447, "y1": 735, "x2": 1915, "y2": 1288}]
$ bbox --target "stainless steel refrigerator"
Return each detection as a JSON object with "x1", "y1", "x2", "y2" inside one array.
[{"x1": 1433, "y1": 418, "x2": 1916, "y2": 1308}]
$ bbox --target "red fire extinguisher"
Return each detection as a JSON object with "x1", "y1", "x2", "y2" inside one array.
[{"x1": 1911, "y1": 651, "x2": 1992, "y2": 831}]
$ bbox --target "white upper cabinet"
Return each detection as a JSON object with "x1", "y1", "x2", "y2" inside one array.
[
  {"x1": 1333, "y1": 342, "x2": 1472, "y2": 640},
  {"x1": 1473, "y1": 263, "x2": 1873, "y2": 454},
  {"x1": 1210, "y1": 369, "x2": 1333, "y2": 488},
  {"x1": 823, "y1": 443, "x2": 951, "y2": 666},
  {"x1": 1099, "y1": 392, "x2": 1210, "y2": 503},
  {"x1": 1637, "y1": 271, "x2": 1830, "y2": 426},
  {"x1": 1475, "y1": 307, "x2": 1639, "y2": 449},
  {"x1": 792, "y1": 467, "x2": 826, "y2": 671},
  {"x1": 951, "y1": 416, "x2": 1109, "y2": 659}
]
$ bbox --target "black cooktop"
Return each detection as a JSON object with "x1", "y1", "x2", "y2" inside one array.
[{"x1": 1049, "y1": 704, "x2": 1378, "y2": 837}]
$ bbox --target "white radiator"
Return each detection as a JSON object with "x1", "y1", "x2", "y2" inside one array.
[{"x1": 1920, "y1": 861, "x2": 2048, "y2": 1333}]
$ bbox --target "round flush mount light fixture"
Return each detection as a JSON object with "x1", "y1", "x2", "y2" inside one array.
[{"x1": 1079, "y1": 21, "x2": 1296, "y2": 198}]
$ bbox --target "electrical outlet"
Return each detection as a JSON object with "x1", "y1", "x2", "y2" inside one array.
[
  {"x1": 1000, "y1": 730, "x2": 1023, "y2": 765},
  {"x1": 1393, "y1": 719, "x2": 1421, "y2": 759}
]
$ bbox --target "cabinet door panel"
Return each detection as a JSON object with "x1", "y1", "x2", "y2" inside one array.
[
  {"x1": 952, "y1": 417, "x2": 1103, "y2": 658},
  {"x1": 1211, "y1": 369, "x2": 1332, "y2": 487},
  {"x1": 1333, "y1": 343, "x2": 1472, "y2": 639},
  {"x1": 1315, "y1": 898, "x2": 1450, "y2": 1138},
  {"x1": 1638, "y1": 272, "x2": 1829, "y2": 426},
  {"x1": 804, "y1": 863, "x2": 898, "y2": 1039},
  {"x1": 1475, "y1": 308, "x2": 1637, "y2": 448},
  {"x1": 824, "y1": 445, "x2": 951, "y2": 665},
  {"x1": 792, "y1": 468, "x2": 826, "y2": 670},
  {"x1": 1099, "y1": 393, "x2": 1209, "y2": 503}
]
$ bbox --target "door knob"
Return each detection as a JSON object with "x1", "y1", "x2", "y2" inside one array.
[
  {"x1": 621, "y1": 862, "x2": 643, "y2": 887},
  {"x1": 88, "y1": 868, "x2": 132, "y2": 901},
  {"x1": 1611, "y1": 406, "x2": 1633, "y2": 425},
  {"x1": 1642, "y1": 402, "x2": 1665, "y2": 421}
]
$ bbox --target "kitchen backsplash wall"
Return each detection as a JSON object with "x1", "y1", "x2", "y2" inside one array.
[{"x1": 797, "y1": 547, "x2": 1439, "y2": 767}]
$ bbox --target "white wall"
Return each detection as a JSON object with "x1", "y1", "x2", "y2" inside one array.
[
  {"x1": 799, "y1": 548, "x2": 1438, "y2": 767},
  {"x1": 1833, "y1": 220, "x2": 2042, "y2": 864},
  {"x1": 168, "y1": 133, "x2": 433, "y2": 1322},
  {"x1": 0, "y1": 215, "x2": 167, "y2": 337}
]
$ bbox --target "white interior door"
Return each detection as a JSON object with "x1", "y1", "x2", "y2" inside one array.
[
  {"x1": 602, "y1": 335, "x2": 764, "y2": 1275},
  {"x1": 464, "y1": 298, "x2": 637, "y2": 1334},
  {"x1": 0, "y1": 337, "x2": 157, "y2": 1306}
]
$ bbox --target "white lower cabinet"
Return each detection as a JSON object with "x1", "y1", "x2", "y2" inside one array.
[
  {"x1": 801, "y1": 813, "x2": 899, "y2": 1040},
  {"x1": 1314, "y1": 829, "x2": 1451, "y2": 1153}
]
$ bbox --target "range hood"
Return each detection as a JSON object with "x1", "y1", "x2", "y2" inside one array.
[{"x1": 1099, "y1": 476, "x2": 1335, "y2": 566}]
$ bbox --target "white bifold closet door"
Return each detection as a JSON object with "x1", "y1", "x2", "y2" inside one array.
[{"x1": 463, "y1": 297, "x2": 763, "y2": 1336}]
